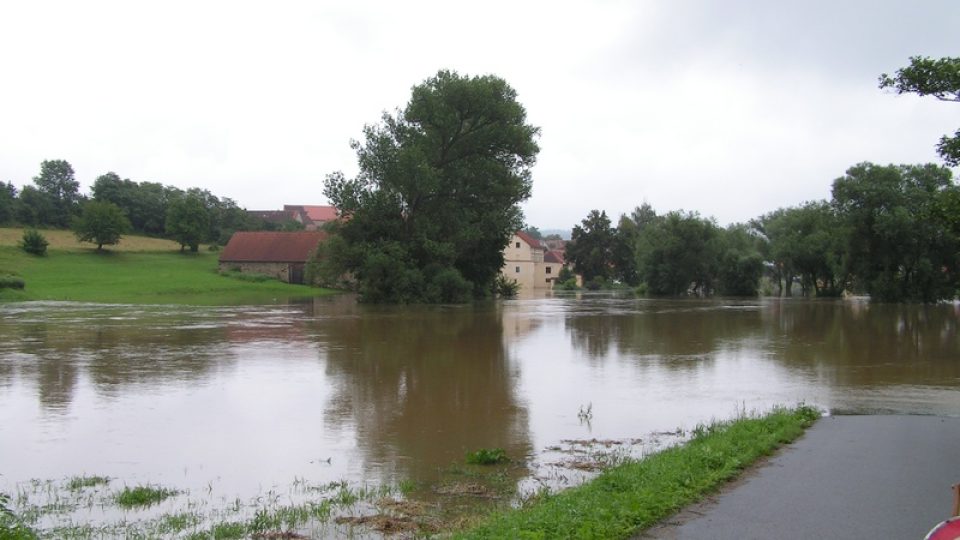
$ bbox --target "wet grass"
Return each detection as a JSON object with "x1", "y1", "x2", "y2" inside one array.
[
  {"x1": 457, "y1": 405, "x2": 821, "y2": 539},
  {"x1": 465, "y1": 448, "x2": 509, "y2": 465},
  {"x1": 3, "y1": 407, "x2": 819, "y2": 538},
  {"x1": 5, "y1": 475, "x2": 419, "y2": 539},
  {"x1": 0, "y1": 242, "x2": 336, "y2": 305},
  {"x1": 64, "y1": 476, "x2": 110, "y2": 492},
  {"x1": 114, "y1": 485, "x2": 179, "y2": 508}
]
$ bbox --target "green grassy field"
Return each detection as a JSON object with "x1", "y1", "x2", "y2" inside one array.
[{"x1": 0, "y1": 228, "x2": 336, "y2": 305}]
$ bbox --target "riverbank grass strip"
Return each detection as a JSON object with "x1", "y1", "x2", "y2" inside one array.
[{"x1": 458, "y1": 405, "x2": 821, "y2": 540}]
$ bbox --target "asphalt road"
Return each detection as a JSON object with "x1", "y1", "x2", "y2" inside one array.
[{"x1": 641, "y1": 415, "x2": 960, "y2": 540}]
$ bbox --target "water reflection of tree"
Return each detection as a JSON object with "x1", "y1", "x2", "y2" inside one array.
[
  {"x1": 564, "y1": 301, "x2": 764, "y2": 364},
  {"x1": 315, "y1": 305, "x2": 530, "y2": 484},
  {"x1": 764, "y1": 300, "x2": 960, "y2": 386}
]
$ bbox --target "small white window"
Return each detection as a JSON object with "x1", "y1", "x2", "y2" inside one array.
[
  {"x1": 545, "y1": 267, "x2": 552, "y2": 274},
  {"x1": 515, "y1": 266, "x2": 520, "y2": 273},
  {"x1": 515, "y1": 242, "x2": 521, "y2": 248}
]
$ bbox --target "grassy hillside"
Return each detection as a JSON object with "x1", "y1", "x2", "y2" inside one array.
[
  {"x1": 0, "y1": 227, "x2": 184, "y2": 252},
  {"x1": 0, "y1": 228, "x2": 337, "y2": 305}
]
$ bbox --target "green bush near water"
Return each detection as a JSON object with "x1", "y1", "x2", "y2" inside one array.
[{"x1": 457, "y1": 405, "x2": 821, "y2": 539}]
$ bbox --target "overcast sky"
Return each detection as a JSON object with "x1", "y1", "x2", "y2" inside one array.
[{"x1": 2, "y1": 1, "x2": 958, "y2": 229}]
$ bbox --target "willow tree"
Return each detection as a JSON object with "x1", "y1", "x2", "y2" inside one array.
[{"x1": 320, "y1": 70, "x2": 540, "y2": 303}]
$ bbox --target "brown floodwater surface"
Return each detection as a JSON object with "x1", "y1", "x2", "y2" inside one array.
[{"x1": 0, "y1": 294, "x2": 958, "y2": 531}]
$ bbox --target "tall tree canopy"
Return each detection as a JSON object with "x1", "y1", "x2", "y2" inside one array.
[
  {"x1": 832, "y1": 162, "x2": 958, "y2": 302},
  {"x1": 635, "y1": 211, "x2": 720, "y2": 296},
  {"x1": 320, "y1": 70, "x2": 540, "y2": 303},
  {"x1": 165, "y1": 192, "x2": 210, "y2": 252},
  {"x1": 73, "y1": 200, "x2": 131, "y2": 250},
  {"x1": 880, "y1": 56, "x2": 960, "y2": 166},
  {"x1": 565, "y1": 210, "x2": 617, "y2": 284},
  {"x1": 32, "y1": 159, "x2": 81, "y2": 227}
]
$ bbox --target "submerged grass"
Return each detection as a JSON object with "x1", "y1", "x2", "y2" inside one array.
[
  {"x1": 465, "y1": 448, "x2": 509, "y2": 465},
  {"x1": 457, "y1": 405, "x2": 821, "y2": 539},
  {"x1": 65, "y1": 476, "x2": 110, "y2": 492},
  {"x1": 5, "y1": 407, "x2": 818, "y2": 538},
  {"x1": 114, "y1": 485, "x2": 179, "y2": 508}
]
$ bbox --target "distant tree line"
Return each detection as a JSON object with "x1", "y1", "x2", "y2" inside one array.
[
  {"x1": 0, "y1": 159, "x2": 278, "y2": 251},
  {"x1": 566, "y1": 162, "x2": 960, "y2": 303},
  {"x1": 563, "y1": 56, "x2": 960, "y2": 304}
]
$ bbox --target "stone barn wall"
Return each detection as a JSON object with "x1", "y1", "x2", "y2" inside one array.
[{"x1": 220, "y1": 261, "x2": 296, "y2": 283}]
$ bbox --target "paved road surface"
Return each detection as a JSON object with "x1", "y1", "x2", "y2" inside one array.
[{"x1": 641, "y1": 415, "x2": 960, "y2": 540}]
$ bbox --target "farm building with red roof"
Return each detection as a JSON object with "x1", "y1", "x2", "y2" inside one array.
[{"x1": 219, "y1": 231, "x2": 327, "y2": 284}]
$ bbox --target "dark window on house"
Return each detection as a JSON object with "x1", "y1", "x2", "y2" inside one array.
[
  {"x1": 546, "y1": 267, "x2": 552, "y2": 274},
  {"x1": 515, "y1": 242, "x2": 521, "y2": 248},
  {"x1": 515, "y1": 266, "x2": 520, "y2": 273}
]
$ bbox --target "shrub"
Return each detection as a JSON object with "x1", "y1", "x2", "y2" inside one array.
[
  {"x1": 559, "y1": 278, "x2": 579, "y2": 291},
  {"x1": 585, "y1": 277, "x2": 604, "y2": 291},
  {"x1": 493, "y1": 274, "x2": 520, "y2": 298},
  {"x1": 0, "y1": 275, "x2": 25, "y2": 290},
  {"x1": 19, "y1": 229, "x2": 48, "y2": 255}
]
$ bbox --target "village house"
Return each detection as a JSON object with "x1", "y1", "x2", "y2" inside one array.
[
  {"x1": 219, "y1": 231, "x2": 327, "y2": 284},
  {"x1": 501, "y1": 231, "x2": 566, "y2": 291},
  {"x1": 248, "y1": 204, "x2": 339, "y2": 231},
  {"x1": 283, "y1": 205, "x2": 338, "y2": 230}
]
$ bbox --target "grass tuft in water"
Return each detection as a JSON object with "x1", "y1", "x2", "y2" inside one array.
[
  {"x1": 65, "y1": 475, "x2": 110, "y2": 492},
  {"x1": 465, "y1": 448, "x2": 509, "y2": 465},
  {"x1": 114, "y1": 485, "x2": 179, "y2": 508}
]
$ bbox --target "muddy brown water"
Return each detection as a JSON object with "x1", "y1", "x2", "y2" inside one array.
[{"x1": 1, "y1": 293, "x2": 958, "y2": 522}]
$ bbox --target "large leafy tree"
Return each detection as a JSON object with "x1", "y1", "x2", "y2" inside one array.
[
  {"x1": 880, "y1": 56, "x2": 960, "y2": 166},
  {"x1": 565, "y1": 210, "x2": 617, "y2": 284},
  {"x1": 165, "y1": 192, "x2": 210, "y2": 252},
  {"x1": 15, "y1": 185, "x2": 52, "y2": 226},
  {"x1": 755, "y1": 201, "x2": 847, "y2": 297},
  {"x1": 33, "y1": 159, "x2": 81, "y2": 227},
  {"x1": 715, "y1": 224, "x2": 765, "y2": 297},
  {"x1": 832, "y1": 162, "x2": 959, "y2": 302},
  {"x1": 0, "y1": 182, "x2": 16, "y2": 224},
  {"x1": 321, "y1": 70, "x2": 540, "y2": 303},
  {"x1": 73, "y1": 200, "x2": 131, "y2": 250},
  {"x1": 635, "y1": 211, "x2": 719, "y2": 296}
]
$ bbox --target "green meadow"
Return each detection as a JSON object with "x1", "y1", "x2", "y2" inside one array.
[{"x1": 0, "y1": 228, "x2": 336, "y2": 305}]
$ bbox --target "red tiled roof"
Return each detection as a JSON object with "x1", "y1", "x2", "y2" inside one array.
[
  {"x1": 248, "y1": 210, "x2": 297, "y2": 224},
  {"x1": 515, "y1": 230, "x2": 542, "y2": 249},
  {"x1": 219, "y1": 231, "x2": 327, "y2": 263},
  {"x1": 301, "y1": 205, "x2": 338, "y2": 222},
  {"x1": 544, "y1": 250, "x2": 564, "y2": 264}
]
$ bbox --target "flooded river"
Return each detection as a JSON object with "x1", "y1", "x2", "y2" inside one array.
[{"x1": 1, "y1": 294, "x2": 958, "y2": 535}]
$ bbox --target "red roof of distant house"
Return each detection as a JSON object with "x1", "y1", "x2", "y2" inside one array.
[
  {"x1": 219, "y1": 231, "x2": 327, "y2": 263},
  {"x1": 545, "y1": 250, "x2": 564, "y2": 264},
  {"x1": 516, "y1": 231, "x2": 542, "y2": 249},
  {"x1": 301, "y1": 205, "x2": 338, "y2": 222}
]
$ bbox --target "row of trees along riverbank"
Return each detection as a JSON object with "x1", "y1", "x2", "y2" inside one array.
[{"x1": 566, "y1": 162, "x2": 960, "y2": 303}]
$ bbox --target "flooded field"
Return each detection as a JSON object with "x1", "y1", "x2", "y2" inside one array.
[{"x1": 1, "y1": 294, "x2": 958, "y2": 536}]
